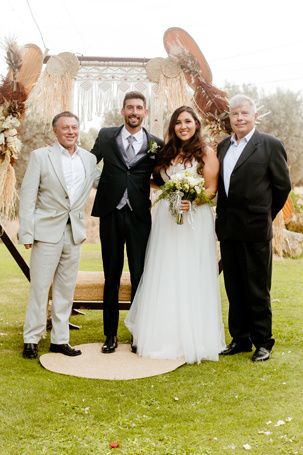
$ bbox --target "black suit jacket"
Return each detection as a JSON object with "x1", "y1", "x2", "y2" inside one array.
[
  {"x1": 91, "y1": 126, "x2": 163, "y2": 221},
  {"x1": 215, "y1": 130, "x2": 291, "y2": 241}
]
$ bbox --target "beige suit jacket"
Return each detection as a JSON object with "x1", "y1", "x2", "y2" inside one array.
[{"x1": 18, "y1": 142, "x2": 99, "y2": 245}]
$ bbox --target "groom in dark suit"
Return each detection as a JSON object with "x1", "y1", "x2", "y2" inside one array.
[
  {"x1": 91, "y1": 91, "x2": 163, "y2": 353},
  {"x1": 216, "y1": 94, "x2": 291, "y2": 362}
]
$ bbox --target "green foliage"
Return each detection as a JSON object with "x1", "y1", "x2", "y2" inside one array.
[
  {"x1": 0, "y1": 244, "x2": 303, "y2": 454},
  {"x1": 290, "y1": 190, "x2": 303, "y2": 212}
]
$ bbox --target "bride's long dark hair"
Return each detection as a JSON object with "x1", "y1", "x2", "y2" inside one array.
[{"x1": 155, "y1": 106, "x2": 207, "y2": 176}]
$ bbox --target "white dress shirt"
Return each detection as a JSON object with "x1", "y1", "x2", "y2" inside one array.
[
  {"x1": 223, "y1": 128, "x2": 255, "y2": 195},
  {"x1": 121, "y1": 126, "x2": 144, "y2": 154},
  {"x1": 60, "y1": 143, "x2": 85, "y2": 205}
]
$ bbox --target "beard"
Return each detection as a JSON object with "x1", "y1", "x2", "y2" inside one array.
[{"x1": 125, "y1": 115, "x2": 143, "y2": 129}]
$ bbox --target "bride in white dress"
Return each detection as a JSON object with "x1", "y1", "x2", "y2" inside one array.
[{"x1": 125, "y1": 106, "x2": 226, "y2": 363}]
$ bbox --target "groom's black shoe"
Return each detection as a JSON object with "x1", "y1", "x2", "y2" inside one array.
[
  {"x1": 252, "y1": 347, "x2": 271, "y2": 362},
  {"x1": 220, "y1": 341, "x2": 252, "y2": 355},
  {"x1": 50, "y1": 343, "x2": 82, "y2": 356},
  {"x1": 23, "y1": 343, "x2": 38, "y2": 359},
  {"x1": 102, "y1": 336, "x2": 117, "y2": 353}
]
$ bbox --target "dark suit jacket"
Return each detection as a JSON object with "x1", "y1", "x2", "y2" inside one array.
[
  {"x1": 91, "y1": 126, "x2": 163, "y2": 221},
  {"x1": 215, "y1": 130, "x2": 291, "y2": 241}
]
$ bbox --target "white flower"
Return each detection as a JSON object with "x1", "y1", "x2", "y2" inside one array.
[
  {"x1": 2, "y1": 115, "x2": 20, "y2": 129},
  {"x1": 6, "y1": 136, "x2": 22, "y2": 154},
  {"x1": 171, "y1": 172, "x2": 184, "y2": 181},
  {"x1": 147, "y1": 140, "x2": 160, "y2": 154},
  {"x1": 4, "y1": 128, "x2": 18, "y2": 137},
  {"x1": 274, "y1": 420, "x2": 285, "y2": 426}
]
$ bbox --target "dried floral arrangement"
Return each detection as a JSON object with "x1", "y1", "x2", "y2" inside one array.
[
  {"x1": 163, "y1": 28, "x2": 231, "y2": 138},
  {"x1": 0, "y1": 39, "x2": 28, "y2": 220},
  {"x1": 168, "y1": 43, "x2": 231, "y2": 137}
]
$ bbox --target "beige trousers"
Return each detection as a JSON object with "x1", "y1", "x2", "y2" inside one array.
[{"x1": 23, "y1": 225, "x2": 80, "y2": 345}]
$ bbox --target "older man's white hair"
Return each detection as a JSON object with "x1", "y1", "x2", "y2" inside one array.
[{"x1": 229, "y1": 94, "x2": 257, "y2": 113}]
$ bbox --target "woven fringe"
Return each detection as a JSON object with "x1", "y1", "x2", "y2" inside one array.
[{"x1": 26, "y1": 71, "x2": 74, "y2": 128}]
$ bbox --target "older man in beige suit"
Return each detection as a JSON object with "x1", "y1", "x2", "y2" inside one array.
[{"x1": 19, "y1": 111, "x2": 99, "y2": 359}]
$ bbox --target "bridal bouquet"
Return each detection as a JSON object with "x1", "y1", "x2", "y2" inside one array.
[{"x1": 154, "y1": 169, "x2": 211, "y2": 224}]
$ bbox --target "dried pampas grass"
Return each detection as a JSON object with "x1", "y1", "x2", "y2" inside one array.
[
  {"x1": 0, "y1": 154, "x2": 18, "y2": 220},
  {"x1": 4, "y1": 38, "x2": 23, "y2": 79}
]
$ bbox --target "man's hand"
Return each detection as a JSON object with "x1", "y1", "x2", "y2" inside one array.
[{"x1": 24, "y1": 244, "x2": 32, "y2": 249}]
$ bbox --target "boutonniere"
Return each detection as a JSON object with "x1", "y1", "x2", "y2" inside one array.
[{"x1": 147, "y1": 140, "x2": 160, "y2": 155}]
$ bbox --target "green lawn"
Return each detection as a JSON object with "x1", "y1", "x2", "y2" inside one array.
[{"x1": 0, "y1": 244, "x2": 302, "y2": 454}]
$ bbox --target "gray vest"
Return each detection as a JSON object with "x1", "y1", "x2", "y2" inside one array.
[{"x1": 116, "y1": 131, "x2": 148, "y2": 210}]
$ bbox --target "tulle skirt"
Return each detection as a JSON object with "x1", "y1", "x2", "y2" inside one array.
[{"x1": 125, "y1": 200, "x2": 226, "y2": 363}]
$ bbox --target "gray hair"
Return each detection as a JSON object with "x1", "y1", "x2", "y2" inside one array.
[{"x1": 229, "y1": 94, "x2": 256, "y2": 113}]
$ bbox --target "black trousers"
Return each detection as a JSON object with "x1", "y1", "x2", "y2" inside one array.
[
  {"x1": 99, "y1": 206, "x2": 151, "y2": 336},
  {"x1": 220, "y1": 239, "x2": 275, "y2": 350}
]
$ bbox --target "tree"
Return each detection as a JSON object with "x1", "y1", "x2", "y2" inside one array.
[{"x1": 261, "y1": 89, "x2": 303, "y2": 186}]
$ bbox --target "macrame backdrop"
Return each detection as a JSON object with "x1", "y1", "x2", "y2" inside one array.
[
  {"x1": 23, "y1": 52, "x2": 194, "y2": 137},
  {"x1": 73, "y1": 60, "x2": 153, "y2": 131}
]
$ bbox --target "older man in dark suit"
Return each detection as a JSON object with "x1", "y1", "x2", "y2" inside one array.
[
  {"x1": 216, "y1": 94, "x2": 291, "y2": 362},
  {"x1": 91, "y1": 91, "x2": 163, "y2": 353}
]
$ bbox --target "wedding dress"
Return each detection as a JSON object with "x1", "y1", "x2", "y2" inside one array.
[{"x1": 125, "y1": 162, "x2": 226, "y2": 363}]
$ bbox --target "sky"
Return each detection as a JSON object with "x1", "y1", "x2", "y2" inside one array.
[{"x1": 0, "y1": 0, "x2": 302, "y2": 94}]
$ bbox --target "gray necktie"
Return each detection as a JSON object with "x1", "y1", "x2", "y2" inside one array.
[{"x1": 126, "y1": 135, "x2": 136, "y2": 160}]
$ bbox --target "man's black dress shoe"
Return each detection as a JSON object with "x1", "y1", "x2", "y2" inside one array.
[
  {"x1": 220, "y1": 341, "x2": 252, "y2": 355},
  {"x1": 102, "y1": 336, "x2": 117, "y2": 353},
  {"x1": 50, "y1": 343, "x2": 81, "y2": 356},
  {"x1": 252, "y1": 347, "x2": 271, "y2": 362},
  {"x1": 23, "y1": 343, "x2": 38, "y2": 359}
]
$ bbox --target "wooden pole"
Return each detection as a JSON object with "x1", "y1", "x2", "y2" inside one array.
[{"x1": 0, "y1": 225, "x2": 30, "y2": 281}]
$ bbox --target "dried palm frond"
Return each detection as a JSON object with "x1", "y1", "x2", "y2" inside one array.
[
  {"x1": 194, "y1": 80, "x2": 228, "y2": 116},
  {"x1": 6, "y1": 43, "x2": 44, "y2": 96},
  {"x1": 193, "y1": 78, "x2": 231, "y2": 136}
]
